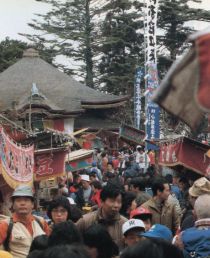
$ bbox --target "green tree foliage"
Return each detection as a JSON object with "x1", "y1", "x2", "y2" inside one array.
[
  {"x1": 24, "y1": 0, "x2": 97, "y2": 88},
  {"x1": 156, "y1": 0, "x2": 210, "y2": 137},
  {"x1": 98, "y1": 0, "x2": 144, "y2": 96},
  {"x1": 0, "y1": 38, "x2": 28, "y2": 72},
  {"x1": 0, "y1": 37, "x2": 54, "y2": 73},
  {"x1": 157, "y1": 0, "x2": 210, "y2": 77}
]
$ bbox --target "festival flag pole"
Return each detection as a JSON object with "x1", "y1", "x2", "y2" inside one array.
[{"x1": 144, "y1": 0, "x2": 160, "y2": 153}]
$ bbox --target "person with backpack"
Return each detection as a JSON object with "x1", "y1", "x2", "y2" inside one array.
[
  {"x1": 175, "y1": 194, "x2": 210, "y2": 258},
  {"x1": 0, "y1": 185, "x2": 49, "y2": 258}
]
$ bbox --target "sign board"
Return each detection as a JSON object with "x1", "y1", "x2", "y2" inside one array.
[
  {"x1": 35, "y1": 150, "x2": 67, "y2": 180},
  {"x1": 119, "y1": 124, "x2": 145, "y2": 145},
  {"x1": 158, "y1": 137, "x2": 210, "y2": 176}
]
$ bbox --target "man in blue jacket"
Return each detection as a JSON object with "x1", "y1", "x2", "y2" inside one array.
[{"x1": 175, "y1": 194, "x2": 210, "y2": 258}]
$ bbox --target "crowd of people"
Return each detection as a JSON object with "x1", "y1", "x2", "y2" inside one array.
[{"x1": 0, "y1": 146, "x2": 210, "y2": 258}]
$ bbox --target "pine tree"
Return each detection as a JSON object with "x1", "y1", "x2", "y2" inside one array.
[
  {"x1": 0, "y1": 38, "x2": 28, "y2": 72},
  {"x1": 97, "y1": 0, "x2": 144, "y2": 96},
  {"x1": 157, "y1": 0, "x2": 210, "y2": 77},
  {"x1": 0, "y1": 38, "x2": 53, "y2": 73},
  {"x1": 156, "y1": 0, "x2": 210, "y2": 137},
  {"x1": 23, "y1": 0, "x2": 97, "y2": 88}
]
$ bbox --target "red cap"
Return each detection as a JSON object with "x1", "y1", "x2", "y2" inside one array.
[{"x1": 130, "y1": 207, "x2": 152, "y2": 219}]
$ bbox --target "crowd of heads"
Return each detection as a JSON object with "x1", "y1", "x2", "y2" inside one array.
[{"x1": 2, "y1": 145, "x2": 210, "y2": 258}]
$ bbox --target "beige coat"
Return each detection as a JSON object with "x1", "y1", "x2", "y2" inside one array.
[
  {"x1": 142, "y1": 198, "x2": 180, "y2": 234},
  {"x1": 76, "y1": 208, "x2": 127, "y2": 250}
]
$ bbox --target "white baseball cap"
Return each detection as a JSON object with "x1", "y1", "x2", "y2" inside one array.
[
  {"x1": 122, "y1": 219, "x2": 145, "y2": 235},
  {"x1": 67, "y1": 197, "x2": 75, "y2": 205},
  {"x1": 80, "y1": 174, "x2": 90, "y2": 182}
]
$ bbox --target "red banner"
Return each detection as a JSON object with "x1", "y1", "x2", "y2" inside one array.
[
  {"x1": 34, "y1": 150, "x2": 66, "y2": 180},
  {"x1": 0, "y1": 127, "x2": 34, "y2": 189},
  {"x1": 158, "y1": 137, "x2": 210, "y2": 176}
]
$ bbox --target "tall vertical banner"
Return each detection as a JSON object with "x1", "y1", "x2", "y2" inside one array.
[
  {"x1": 134, "y1": 67, "x2": 144, "y2": 130},
  {"x1": 146, "y1": 0, "x2": 159, "y2": 63},
  {"x1": 145, "y1": 0, "x2": 160, "y2": 150}
]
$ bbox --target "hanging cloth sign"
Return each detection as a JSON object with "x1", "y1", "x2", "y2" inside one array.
[
  {"x1": 145, "y1": 0, "x2": 160, "y2": 150},
  {"x1": 134, "y1": 67, "x2": 144, "y2": 130},
  {"x1": 0, "y1": 127, "x2": 34, "y2": 189},
  {"x1": 158, "y1": 138, "x2": 210, "y2": 176},
  {"x1": 34, "y1": 150, "x2": 67, "y2": 181},
  {"x1": 146, "y1": 63, "x2": 160, "y2": 150},
  {"x1": 145, "y1": 0, "x2": 159, "y2": 63}
]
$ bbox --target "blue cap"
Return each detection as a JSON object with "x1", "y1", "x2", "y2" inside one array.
[
  {"x1": 92, "y1": 161, "x2": 97, "y2": 166},
  {"x1": 139, "y1": 224, "x2": 173, "y2": 241}
]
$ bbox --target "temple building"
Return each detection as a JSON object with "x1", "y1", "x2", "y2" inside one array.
[{"x1": 0, "y1": 48, "x2": 128, "y2": 141}]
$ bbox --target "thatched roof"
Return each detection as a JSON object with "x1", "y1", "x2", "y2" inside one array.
[{"x1": 0, "y1": 49, "x2": 128, "y2": 116}]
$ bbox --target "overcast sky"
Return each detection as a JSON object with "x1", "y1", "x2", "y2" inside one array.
[{"x1": 0, "y1": 0, "x2": 209, "y2": 41}]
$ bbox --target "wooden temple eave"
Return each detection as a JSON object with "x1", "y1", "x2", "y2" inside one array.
[
  {"x1": 17, "y1": 108, "x2": 84, "y2": 119},
  {"x1": 81, "y1": 100, "x2": 128, "y2": 109},
  {"x1": 81, "y1": 95, "x2": 129, "y2": 105}
]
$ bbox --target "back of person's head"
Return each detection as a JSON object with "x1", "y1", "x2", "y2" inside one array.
[
  {"x1": 83, "y1": 224, "x2": 119, "y2": 258},
  {"x1": 120, "y1": 238, "x2": 183, "y2": 258},
  {"x1": 165, "y1": 174, "x2": 173, "y2": 184},
  {"x1": 101, "y1": 152, "x2": 107, "y2": 158},
  {"x1": 89, "y1": 172, "x2": 97, "y2": 178},
  {"x1": 178, "y1": 177, "x2": 189, "y2": 188},
  {"x1": 100, "y1": 183, "x2": 122, "y2": 202},
  {"x1": 151, "y1": 177, "x2": 168, "y2": 196},
  {"x1": 69, "y1": 204, "x2": 82, "y2": 223},
  {"x1": 29, "y1": 235, "x2": 48, "y2": 253},
  {"x1": 47, "y1": 196, "x2": 71, "y2": 221},
  {"x1": 91, "y1": 180, "x2": 102, "y2": 190},
  {"x1": 125, "y1": 161, "x2": 131, "y2": 168},
  {"x1": 27, "y1": 250, "x2": 43, "y2": 258},
  {"x1": 194, "y1": 194, "x2": 210, "y2": 219},
  {"x1": 48, "y1": 220, "x2": 82, "y2": 247},
  {"x1": 129, "y1": 156, "x2": 134, "y2": 162},
  {"x1": 130, "y1": 178, "x2": 146, "y2": 191},
  {"x1": 104, "y1": 172, "x2": 116, "y2": 179},
  {"x1": 42, "y1": 244, "x2": 90, "y2": 258},
  {"x1": 120, "y1": 191, "x2": 136, "y2": 217}
]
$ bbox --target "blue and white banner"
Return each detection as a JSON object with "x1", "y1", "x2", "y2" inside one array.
[
  {"x1": 146, "y1": 61, "x2": 160, "y2": 150},
  {"x1": 147, "y1": 104, "x2": 160, "y2": 143},
  {"x1": 144, "y1": 0, "x2": 160, "y2": 150},
  {"x1": 134, "y1": 67, "x2": 144, "y2": 130}
]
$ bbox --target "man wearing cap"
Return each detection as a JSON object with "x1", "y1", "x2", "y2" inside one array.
[
  {"x1": 181, "y1": 177, "x2": 210, "y2": 231},
  {"x1": 0, "y1": 185, "x2": 49, "y2": 258},
  {"x1": 90, "y1": 162, "x2": 102, "y2": 181},
  {"x1": 122, "y1": 219, "x2": 145, "y2": 247},
  {"x1": 130, "y1": 207, "x2": 152, "y2": 231},
  {"x1": 74, "y1": 174, "x2": 93, "y2": 208},
  {"x1": 140, "y1": 224, "x2": 173, "y2": 242}
]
